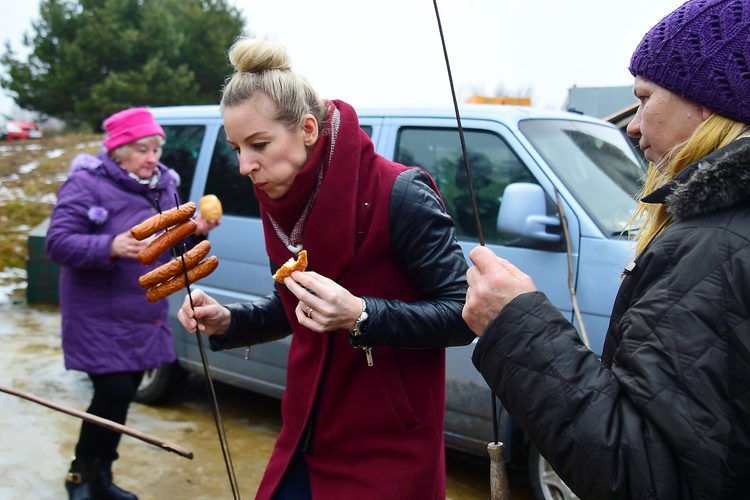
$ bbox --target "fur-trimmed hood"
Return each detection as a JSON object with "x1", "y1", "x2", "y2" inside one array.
[{"x1": 641, "y1": 137, "x2": 750, "y2": 221}]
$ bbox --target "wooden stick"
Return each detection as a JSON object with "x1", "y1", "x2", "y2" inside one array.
[
  {"x1": 488, "y1": 442, "x2": 511, "y2": 500},
  {"x1": 0, "y1": 384, "x2": 193, "y2": 459}
]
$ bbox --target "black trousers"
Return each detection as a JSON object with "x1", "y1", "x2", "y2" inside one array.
[
  {"x1": 272, "y1": 454, "x2": 311, "y2": 499},
  {"x1": 74, "y1": 371, "x2": 144, "y2": 463}
]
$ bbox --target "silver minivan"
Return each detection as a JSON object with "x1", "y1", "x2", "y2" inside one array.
[{"x1": 137, "y1": 104, "x2": 644, "y2": 499}]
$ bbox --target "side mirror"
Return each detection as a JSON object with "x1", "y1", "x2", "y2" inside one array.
[{"x1": 497, "y1": 183, "x2": 561, "y2": 244}]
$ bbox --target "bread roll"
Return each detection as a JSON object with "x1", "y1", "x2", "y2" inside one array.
[{"x1": 199, "y1": 194, "x2": 223, "y2": 222}]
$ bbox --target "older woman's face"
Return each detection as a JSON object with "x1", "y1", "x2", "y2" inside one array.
[
  {"x1": 627, "y1": 76, "x2": 712, "y2": 167},
  {"x1": 223, "y1": 93, "x2": 318, "y2": 200},
  {"x1": 118, "y1": 138, "x2": 162, "y2": 179}
]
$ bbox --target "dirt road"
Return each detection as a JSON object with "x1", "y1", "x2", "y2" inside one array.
[{"x1": 0, "y1": 302, "x2": 532, "y2": 499}]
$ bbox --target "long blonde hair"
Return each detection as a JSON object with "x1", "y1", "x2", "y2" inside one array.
[
  {"x1": 220, "y1": 37, "x2": 328, "y2": 133},
  {"x1": 629, "y1": 114, "x2": 748, "y2": 255}
]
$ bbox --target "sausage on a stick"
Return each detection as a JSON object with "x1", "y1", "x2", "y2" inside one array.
[
  {"x1": 137, "y1": 219, "x2": 197, "y2": 266},
  {"x1": 130, "y1": 202, "x2": 196, "y2": 241},
  {"x1": 138, "y1": 240, "x2": 211, "y2": 290},
  {"x1": 146, "y1": 256, "x2": 220, "y2": 303}
]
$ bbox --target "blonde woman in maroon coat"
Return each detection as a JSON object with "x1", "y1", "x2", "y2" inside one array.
[{"x1": 177, "y1": 38, "x2": 474, "y2": 499}]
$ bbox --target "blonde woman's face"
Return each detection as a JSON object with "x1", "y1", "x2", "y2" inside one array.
[
  {"x1": 118, "y1": 139, "x2": 162, "y2": 179},
  {"x1": 224, "y1": 94, "x2": 318, "y2": 200},
  {"x1": 627, "y1": 76, "x2": 712, "y2": 167}
]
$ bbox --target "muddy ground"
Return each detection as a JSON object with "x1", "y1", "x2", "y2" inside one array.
[
  {"x1": 0, "y1": 302, "x2": 533, "y2": 500},
  {"x1": 0, "y1": 136, "x2": 532, "y2": 499}
]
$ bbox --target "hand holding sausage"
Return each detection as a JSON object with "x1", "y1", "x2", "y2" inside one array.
[{"x1": 463, "y1": 246, "x2": 536, "y2": 336}]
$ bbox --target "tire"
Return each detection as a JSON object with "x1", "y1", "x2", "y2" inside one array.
[
  {"x1": 528, "y1": 446, "x2": 580, "y2": 500},
  {"x1": 135, "y1": 360, "x2": 187, "y2": 405}
]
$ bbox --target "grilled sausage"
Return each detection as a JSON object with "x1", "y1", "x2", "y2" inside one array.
[
  {"x1": 145, "y1": 256, "x2": 219, "y2": 302},
  {"x1": 138, "y1": 240, "x2": 211, "y2": 289},
  {"x1": 136, "y1": 219, "x2": 197, "y2": 266},
  {"x1": 130, "y1": 202, "x2": 196, "y2": 241}
]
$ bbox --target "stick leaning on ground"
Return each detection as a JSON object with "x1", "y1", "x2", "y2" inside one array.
[{"x1": 0, "y1": 384, "x2": 194, "y2": 459}]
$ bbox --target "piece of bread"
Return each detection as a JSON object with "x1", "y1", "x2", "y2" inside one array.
[
  {"x1": 272, "y1": 250, "x2": 308, "y2": 283},
  {"x1": 199, "y1": 194, "x2": 223, "y2": 222}
]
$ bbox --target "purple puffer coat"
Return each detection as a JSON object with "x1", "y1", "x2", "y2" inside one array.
[{"x1": 46, "y1": 152, "x2": 183, "y2": 374}]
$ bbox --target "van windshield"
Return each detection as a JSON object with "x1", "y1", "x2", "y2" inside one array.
[{"x1": 520, "y1": 119, "x2": 647, "y2": 236}]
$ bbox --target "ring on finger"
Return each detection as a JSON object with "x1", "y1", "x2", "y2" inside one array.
[{"x1": 304, "y1": 306, "x2": 314, "y2": 319}]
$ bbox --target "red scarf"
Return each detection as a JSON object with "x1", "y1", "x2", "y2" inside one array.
[
  {"x1": 259, "y1": 100, "x2": 366, "y2": 283},
  {"x1": 255, "y1": 114, "x2": 329, "y2": 238}
]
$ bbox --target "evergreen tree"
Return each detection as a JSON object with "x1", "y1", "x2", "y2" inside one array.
[{"x1": 1, "y1": 0, "x2": 245, "y2": 129}]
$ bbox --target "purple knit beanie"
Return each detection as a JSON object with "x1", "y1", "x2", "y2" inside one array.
[{"x1": 629, "y1": 0, "x2": 750, "y2": 124}]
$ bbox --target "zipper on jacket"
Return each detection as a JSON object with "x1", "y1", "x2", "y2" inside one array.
[{"x1": 357, "y1": 346, "x2": 373, "y2": 366}]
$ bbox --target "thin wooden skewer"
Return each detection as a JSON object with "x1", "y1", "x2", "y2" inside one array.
[{"x1": 0, "y1": 384, "x2": 194, "y2": 459}]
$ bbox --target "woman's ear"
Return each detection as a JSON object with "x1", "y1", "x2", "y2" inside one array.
[
  {"x1": 701, "y1": 108, "x2": 714, "y2": 121},
  {"x1": 700, "y1": 106, "x2": 714, "y2": 121},
  {"x1": 302, "y1": 114, "x2": 319, "y2": 146}
]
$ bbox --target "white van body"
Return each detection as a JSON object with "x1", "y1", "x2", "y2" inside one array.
[{"x1": 138, "y1": 104, "x2": 644, "y2": 495}]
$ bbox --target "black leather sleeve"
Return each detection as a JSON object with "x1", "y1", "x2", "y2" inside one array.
[
  {"x1": 208, "y1": 289, "x2": 292, "y2": 351},
  {"x1": 349, "y1": 168, "x2": 475, "y2": 348}
]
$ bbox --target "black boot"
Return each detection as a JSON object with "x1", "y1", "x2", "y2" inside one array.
[
  {"x1": 65, "y1": 459, "x2": 95, "y2": 500},
  {"x1": 93, "y1": 461, "x2": 138, "y2": 500}
]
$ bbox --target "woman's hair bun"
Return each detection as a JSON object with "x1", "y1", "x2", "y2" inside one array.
[{"x1": 228, "y1": 38, "x2": 292, "y2": 74}]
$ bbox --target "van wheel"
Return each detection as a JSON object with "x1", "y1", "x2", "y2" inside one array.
[
  {"x1": 528, "y1": 446, "x2": 580, "y2": 500},
  {"x1": 135, "y1": 361, "x2": 187, "y2": 405}
]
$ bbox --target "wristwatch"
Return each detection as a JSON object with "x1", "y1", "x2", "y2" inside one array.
[{"x1": 350, "y1": 298, "x2": 368, "y2": 337}]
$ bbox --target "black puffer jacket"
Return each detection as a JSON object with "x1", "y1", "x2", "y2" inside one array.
[{"x1": 473, "y1": 138, "x2": 750, "y2": 499}]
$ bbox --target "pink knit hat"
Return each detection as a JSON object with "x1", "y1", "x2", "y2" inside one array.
[{"x1": 102, "y1": 107, "x2": 165, "y2": 153}]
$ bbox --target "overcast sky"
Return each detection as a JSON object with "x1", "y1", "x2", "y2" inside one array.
[{"x1": 0, "y1": 0, "x2": 684, "y2": 118}]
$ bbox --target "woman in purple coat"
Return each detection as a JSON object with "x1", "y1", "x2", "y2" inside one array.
[{"x1": 46, "y1": 108, "x2": 217, "y2": 500}]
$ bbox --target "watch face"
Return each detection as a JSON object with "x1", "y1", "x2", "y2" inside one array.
[{"x1": 351, "y1": 299, "x2": 368, "y2": 336}]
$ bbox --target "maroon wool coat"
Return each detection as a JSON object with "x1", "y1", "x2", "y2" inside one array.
[{"x1": 212, "y1": 100, "x2": 473, "y2": 498}]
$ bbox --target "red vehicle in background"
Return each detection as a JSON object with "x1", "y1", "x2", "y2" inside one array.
[{"x1": 1, "y1": 114, "x2": 43, "y2": 140}]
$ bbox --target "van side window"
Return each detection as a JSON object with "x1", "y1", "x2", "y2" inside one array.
[
  {"x1": 395, "y1": 127, "x2": 535, "y2": 244},
  {"x1": 205, "y1": 127, "x2": 260, "y2": 218},
  {"x1": 161, "y1": 125, "x2": 206, "y2": 205}
]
